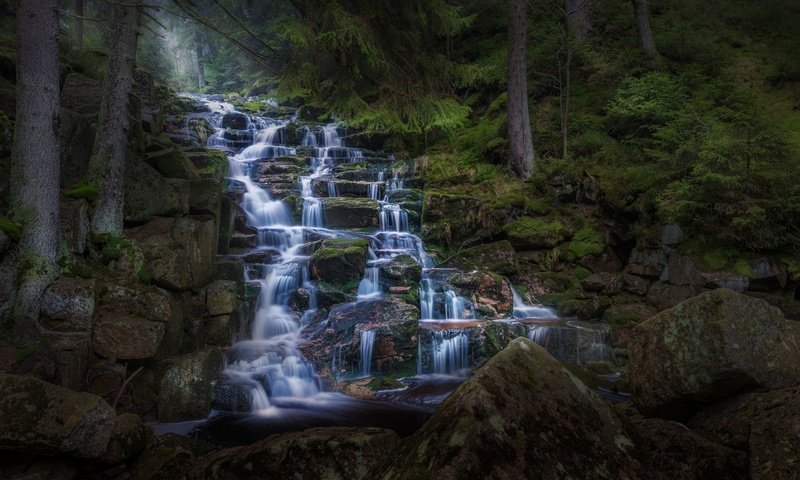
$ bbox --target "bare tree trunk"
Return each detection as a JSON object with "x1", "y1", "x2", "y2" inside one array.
[
  {"x1": 195, "y1": 31, "x2": 205, "y2": 89},
  {"x1": 507, "y1": 0, "x2": 534, "y2": 179},
  {"x1": 566, "y1": 0, "x2": 590, "y2": 42},
  {"x1": 631, "y1": 0, "x2": 658, "y2": 57},
  {"x1": 87, "y1": 0, "x2": 140, "y2": 235},
  {"x1": 10, "y1": 0, "x2": 61, "y2": 329},
  {"x1": 74, "y1": 0, "x2": 84, "y2": 49}
]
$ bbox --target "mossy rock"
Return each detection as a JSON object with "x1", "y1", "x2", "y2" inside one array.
[
  {"x1": 310, "y1": 238, "x2": 369, "y2": 286},
  {"x1": 184, "y1": 149, "x2": 228, "y2": 182},
  {"x1": 567, "y1": 226, "x2": 604, "y2": 260},
  {"x1": 321, "y1": 197, "x2": 380, "y2": 229},
  {"x1": 145, "y1": 149, "x2": 201, "y2": 181},
  {"x1": 380, "y1": 254, "x2": 422, "y2": 289},
  {"x1": 503, "y1": 216, "x2": 568, "y2": 250},
  {"x1": 441, "y1": 240, "x2": 519, "y2": 277}
]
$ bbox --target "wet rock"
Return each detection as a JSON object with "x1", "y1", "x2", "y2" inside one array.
[
  {"x1": 210, "y1": 382, "x2": 252, "y2": 412},
  {"x1": 623, "y1": 414, "x2": 748, "y2": 479},
  {"x1": 628, "y1": 288, "x2": 800, "y2": 418},
  {"x1": 157, "y1": 348, "x2": 223, "y2": 422},
  {"x1": 321, "y1": 197, "x2": 380, "y2": 228},
  {"x1": 127, "y1": 217, "x2": 215, "y2": 290},
  {"x1": 60, "y1": 199, "x2": 89, "y2": 254},
  {"x1": 288, "y1": 288, "x2": 310, "y2": 311},
  {"x1": 205, "y1": 315, "x2": 233, "y2": 346},
  {"x1": 374, "y1": 339, "x2": 639, "y2": 479},
  {"x1": 660, "y1": 252, "x2": 705, "y2": 286},
  {"x1": 625, "y1": 248, "x2": 667, "y2": 278},
  {"x1": 203, "y1": 280, "x2": 237, "y2": 316},
  {"x1": 39, "y1": 277, "x2": 95, "y2": 333},
  {"x1": 124, "y1": 156, "x2": 188, "y2": 223},
  {"x1": 196, "y1": 427, "x2": 400, "y2": 480},
  {"x1": 380, "y1": 254, "x2": 422, "y2": 289},
  {"x1": 0, "y1": 373, "x2": 116, "y2": 458},
  {"x1": 660, "y1": 224, "x2": 684, "y2": 246},
  {"x1": 310, "y1": 238, "x2": 369, "y2": 286},
  {"x1": 102, "y1": 413, "x2": 149, "y2": 464},
  {"x1": 185, "y1": 149, "x2": 228, "y2": 183},
  {"x1": 581, "y1": 272, "x2": 621, "y2": 294},
  {"x1": 646, "y1": 282, "x2": 701, "y2": 311},
  {"x1": 689, "y1": 386, "x2": 800, "y2": 480},
  {"x1": 449, "y1": 270, "x2": 513, "y2": 318},
  {"x1": 441, "y1": 240, "x2": 519, "y2": 276},
  {"x1": 145, "y1": 149, "x2": 200, "y2": 181}
]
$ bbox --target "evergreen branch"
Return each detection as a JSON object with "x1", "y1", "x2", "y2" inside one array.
[{"x1": 211, "y1": 0, "x2": 286, "y2": 61}]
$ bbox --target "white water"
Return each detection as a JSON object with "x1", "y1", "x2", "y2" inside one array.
[
  {"x1": 357, "y1": 267, "x2": 382, "y2": 301},
  {"x1": 512, "y1": 287, "x2": 557, "y2": 318},
  {"x1": 360, "y1": 329, "x2": 377, "y2": 377},
  {"x1": 432, "y1": 331, "x2": 469, "y2": 374}
]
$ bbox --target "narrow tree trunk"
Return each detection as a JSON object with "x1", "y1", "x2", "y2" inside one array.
[
  {"x1": 631, "y1": 0, "x2": 658, "y2": 57},
  {"x1": 195, "y1": 32, "x2": 205, "y2": 89},
  {"x1": 87, "y1": 1, "x2": 140, "y2": 235},
  {"x1": 74, "y1": 0, "x2": 84, "y2": 49},
  {"x1": 566, "y1": 0, "x2": 590, "y2": 42},
  {"x1": 507, "y1": 0, "x2": 534, "y2": 179},
  {"x1": 10, "y1": 0, "x2": 61, "y2": 328}
]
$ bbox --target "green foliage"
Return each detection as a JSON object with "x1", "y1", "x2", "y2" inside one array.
[
  {"x1": 15, "y1": 345, "x2": 35, "y2": 364},
  {"x1": 64, "y1": 182, "x2": 99, "y2": 202},
  {"x1": 606, "y1": 73, "x2": 686, "y2": 140}
]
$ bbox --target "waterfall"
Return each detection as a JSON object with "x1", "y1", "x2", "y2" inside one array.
[
  {"x1": 512, "y1": 287, "x2": 556, "y2": 318},
  {"x1": 360, "y1": 330, "x2": 377, "y2": 377},
  {"x1": 357, "y1": 267, "x2": 382, "y2": 301},
  {"x1": 368, "y1": 182, "x2": 380, "y2": 200},
  {"x1": 419, "y1": 275, "x2": 474, "y2": 321},
  {"x1": 380, "y1": 203, "x2": 409, "y2": 232},
  {"x1": 432, "y1": 331, "x2": 469, "y2": 374},
  {"x1": 327, "y1": 180, "x2": 339, "y2": 197}
]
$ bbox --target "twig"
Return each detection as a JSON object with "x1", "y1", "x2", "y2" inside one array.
[{"x1": 112, "y1": 366, "x2": 143, "y2": 409}]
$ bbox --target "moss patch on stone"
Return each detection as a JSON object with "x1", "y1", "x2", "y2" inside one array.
[
  {"x1": 503, "y1": 216, "x2": 567, "y2": 249},
  {"x1": 567, "y1": 226, "x2": 604, "y2": 260}
]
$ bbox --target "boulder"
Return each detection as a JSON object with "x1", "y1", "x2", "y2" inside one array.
[
  {"x1": 601, "y1": 303, "x2": 658, "y2": 348},
  {"x1": 205, "y1": 314, "x2": 233, "y2": 346},
  {"x1": 203, "y1": 280, "x2": 237, "y2": 316},
  {"x1": 441, "y1": 240, "x2": 519, "y2": 276},
  {"x1": 40, "y1": 333, "x2": 91, "y2": 391},
  {"x1": 660, "y1": 224, "x2": 684, "y2": 246},
  {"x1": 185, "y1": 149, "x2": 228, "y2": 183},
  {"x1": 689, "y1": 387, "x2": 800, "y2": 480},
  {"x1": 700, "y1": 271, "x2": 749, "y2": 292},
  {"x1": 157, "y1": 348, "x2": 223, "y2": 422},
  {"x1": 0, "y1": 373, "x2": 116, "y2": 458},
  {"x1": 145, "y1": 149, "x2": 200, "y2": 181},
  {"x1": 60, "y1": 73, "x2": 102, "y2": 116},
  {"x1": 503, "y1": 216, "x2": 567, "y2": 249},
  {"x1": 374, "y1": 339, "x2": 639, "y2": 479},
  {"x1": 39, "y1": 277, "x2": 95, "y2": 333},
  {"x1": 660, "y1": 252, "x2": 705, "y2": 286},
  {"x1": 196, "y1": 427, "x2": 400, "y2": 480},
  {"x1": 625, "y1": 248, "x2": 667, "y2": 278},
  {"x1": 646, "y1": 282, "x2": 701, "y2": 311},
  {"x1": 621, "y1": 273, "x2": 650, "y2": 296},
  {"x1": 449, "y1": 270, "x2": 513, "y2": 318},
  {"x1": 379, "y1": 254, "x2": 422, "y2": 289},
  {"x1": 581, "y1": 272, "x2": 621, "y2": 294},
  {"x1": 102, "y1": 413, "x2": 149, "y2": 464},
  {"x1": 93, "y1": 315, "x2": 165, "y2": 360},
  {"x1": 628, "y1": 288, "x2": 800, "y2": 417},
  {"x1": 310, "y1": 238, "x2": 369, "y2": 286},
  {"x1": 127, "y1": 217, "x2": 215, "y2": 290},
  {"x1": 320, "y1": 197, "x2": 380, "y2": 229},
  {"x1": 124, "y1": 156, "x2": 187, "y2": 223}
]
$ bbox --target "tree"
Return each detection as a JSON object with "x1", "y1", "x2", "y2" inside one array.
[
  {"x1": 87, "y1": 0, "x2": 141, "y2": 235},
  {"x1": 74, "y1": 0, "x2": 85, "y2": 49},
  {"x1": 631, "y1": 0, "x2": 658, "y2": 57},
  {"x1": 9, "y1": 0, "x2": 61, "y2": 328},
  {"x1": 565, "y1": 0, "x2": 590, "y2": 42},
  {"x1": 507, "y1": 0, "x2": 534, "y2": 179}
]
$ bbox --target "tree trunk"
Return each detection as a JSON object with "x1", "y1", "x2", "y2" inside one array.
[
  {"x1": 631, "y1": 0, "x2": 658, "y2": 57},
  {"x1": 87, "y1": 0, "x2": 140, "y2": 235},
  {"x1": 195, "y1": 31, "x2": 205, "y2": 89},
  {"x1": 74, "y1": 0, "x2": 84, "y2": 49},
  {"x1": 507, "y1": 0, "x2": 534, "y2": 179},
  {"x1": 566, "y1": 0, "x2": 590, "y2": 42},
  {"x1": 10, "y1": 0, "x2": 61, "y2": 328}
]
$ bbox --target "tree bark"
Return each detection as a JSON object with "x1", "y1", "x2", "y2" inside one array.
[
  {"x1": 87, "y1": 0, "x2": 141, "y2": 235},
  {"x1": 566, "y1": 0, "x2": 590, "y2": 42},
  {"x1": 74, "y1": 0, "x2": 84, "y2": 49},
  {"x1": 10, "y1": 0, "x2": 61, "y2": 327},
  {"x1": 631, "y1": 0, "x2": 658, "y2": 57},
  {"x1": 507, "y1": 0, "x2": 534, "y2": 179}
]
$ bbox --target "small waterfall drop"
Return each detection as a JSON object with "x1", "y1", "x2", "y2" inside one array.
[
  {"x1": 360, "y1": 329, "x2": 377, "y2": 377},
  {"x1": 432, "y1": 331, "x2": 469, "y2": 374}
]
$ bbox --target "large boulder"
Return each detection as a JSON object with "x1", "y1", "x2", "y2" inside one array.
[
  {"x1": 321, "y1": 197, "x2": 380, "y2": 229},
  {"x1": 145, "y1": 149, "x2": 200, "y2": 181},
  {"x1": 157, "y1": 348, "x2": 223, "y2": 422},
  {"x1": 628, "y1": 288, "x2": 800, "y2": 417},
  {"x1": 309, "y1": 238, "x2": 369, "y2": 287},
  {"x1": 0, "y1": 373, "x2": 116, "y2": 458},
  {"x1": 689, "y1": 387, "x2": 800, "y2": 480},
  {"x1": 379, "y1": 254, "x2": 422, "y2": 290},
  {"x1": 39, "y1": 277, "x2": 96, "y2": 333},
  {"x1": 124, "y1": 156, "x2": 188, "y2": 223},
  {"x1": 127, "y1": 217, "x2": 215, "y2": 290},
  {"x1": 374, "y1": 338, "x2": 639, "y2": 479},
  {"x1": 196, "y1": 427, "x2": 400, "y2": 480},
  {"x1": 503, "y1": 216, "x2": 568, "y2": 249}
]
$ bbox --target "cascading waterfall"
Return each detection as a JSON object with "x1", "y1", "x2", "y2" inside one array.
[
  {"x1": 512, "y1": 287, "x2": 556, "y2": 319},
  {"x1": 360, "y1": 330, "x2": 377, "y2": 377},
  {"x1": 357, "y1": 267, "x2": 382, "y2": 301},
  {"x1": 431, "y1": 331, "x2": 469, "y2": 374}
]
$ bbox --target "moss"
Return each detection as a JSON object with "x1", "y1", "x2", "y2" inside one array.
[
  {"x1": 15, "y1": 345, "x2": 35, "y2": 364},
  {"x1": 574, "y1": 266, "x2": 592, "y2": 280},
  {"x1": 399, "y1": 288, "x2": 420, "y2": 307},
  {"x1": 64, "y1": 182, "x2": 99, "y2": 202},
  {"x1": 702, "y1": 250, "x2": 730, "y2": 271},
  {"x1": 366, "y1": 376, "x2": 405, "y2": 391},
  {"x1": 733, "y1": 259, "x2": 754, "y2": 278},
  {"x1": 0, "y1": 217, "x2": 20, "y2": 240},
  {"x1": 504, "y1": 216, "x2": 567, "y2": 249},
  {"x1": 567, "y1": 227, "x2": 604, "y2": 260}
]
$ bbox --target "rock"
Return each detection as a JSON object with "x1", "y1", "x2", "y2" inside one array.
[
  {"x1": 380, "y1": 254, "x2": 423, "y2": 289},
  {"x1": 700, "y1": 271, "x2": 749, "y2": 292},
  {"x1": 628, "y1": 288, "x2": 800, "y2": 418},
  {"x1": 310, "y1": 238, "x2": 369, "y2": 286},
  {"x1": 749, "y1": 257, "x2": 788, "y2": 289},
  {"x1": 60, "y1": 73, "x2": 102, "y2": 116},
  {"x1": 321, "y1": 197, "x2": 380, "y2": 228},
  {"x1": 127, "y1": 442, "x2": 194, "y2": 480},
  {"x1": 601, "y1": 303, "x2": 658, "y2": 348},
  {"x1": 449, "y1": 270, "x2": 513, "y2": 318},
  {"x1": 623, "y1": 414, "x2": 748, "y2": 479},
  {"x1": 689, "y1": 387, "x2": 800, "y2": 480},
  {"x1": 39, "y1": 277, "x2": 95, "y2": 332},
  {"x1": 0, "y1": 453, "x2": 78, "y2": 480},
  {"x1": 503, "y1": 216, "x2": 568, "y2": 249},
  {"x1": 0, "y1": 373, "x2": 116, "y2": 458},
  {"x1": 157, "y1": 348, "x2": 223, "y2": 422},
  {"x1": 660, "y1": 252, "x2": 705, "y2": 286},
  {"x1": 127, "y1": 217, "x2": 215, "y2": 290},
  {"x1": 625, "y1": 248, "x2": 667, "y2": 278},
  {"x1": 93, "y1": 315, "x2": 165, "y2": 360},
  {"x1": 0, "y1": 229, "x2": 8, "y2": 255},
  {"x1": 185, "y1": 149, "x2": 228, "y2": 183},
  {"x1": 59, "y1": 199, "x2": 89, "y2": 254},
  {"x1": 660, "y1": 224, "x2": 684, "y2": 246},
  {"x1": 441, "y1": 240, "x2": 519, "y2": 276},
  {"x1": 124, "y1": 156, "x2": 187, "y2": 223},
  {"x1": 210, "y1": 382, "x2": 252, "y2": 412},
  {"x1": 204, "y1": 280, "x2": 237, "y2": 316},
  {"x1": 145, "y1": 149, "x2": 200, "y2": 180},
  {"x1": 374, "y1": 339, "x2": 638, "y2": 479},
  {"x1": 196, "y1": 427, "x2": 400, "y2": 480},
  {"x1": 581, "y1": 272, "x2": 621, "y2": 294},
  {"x1": 621, "y1": 273, "x2": 650, "y2": 296},
  {"x1": 646, "y1": 282, "x2": 701, "y2": 311},
  {"x1": 40, "y1": 333, "x2": 91, "y2": 390},
  {"x1": 102, "y1": 413, "x2": 149, "y2": 464}
]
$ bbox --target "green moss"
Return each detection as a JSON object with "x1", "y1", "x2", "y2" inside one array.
[
  {"x1": 702, "y1": 250, "x2": 729, "y2": 271},
  {"x1": 15, "y1": 345, "x2": 35, "y2": 364},
  {"x1": 574, "y1": 266, "x2": 592, "y2": 280},
  {"x1": 399, "y1": 287, "x2": 420, "y2": 307},
  {"x1": 0, "y1": 218, "x2": 20, "y2": 240},
  {"x1": 504, "y1": 216, "x2": 567, "y2": 249},
  {"x1": 566, "y1": 227, "x2": 604, "y2": 260},
  {"x1": 64, "y1": 182, "x2": 99, "y2": 202},
  {"x1": 733, "y1": 259, "x2": 754, "y2": 278},
  {"x1": 366, "y1": 376, "x2": 405, "y2": 391}
]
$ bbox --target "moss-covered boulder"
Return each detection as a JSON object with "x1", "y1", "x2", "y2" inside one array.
[
  {"x1": 689, "y1": 386, "x2": 800, "y2": 480},
  {"x1": 602, "y1": 303, "x2": 658, "y2": 348},
  {"x1": 0, "y1": 373, "x2": 116, "y2": 458},
  {"x1": 39, "y1": 277, "x2": 96, "y2": 333},
  {"x1": 503, "y1": 216, "x2": 568, "y2": 249},
  {"x1": 567, "y1": 226, "x2": 604, "y2": 260},
  {"x1": 157, "y1": 348, "x2": 223, "y2": 422},
  {"x1": 310, "y1": 238, "x2": 369, "y2": 286},
  {"x1": 185, "y1": 149, "x2": 228, "y2": 182},
  {"x1": 321, "y1": 197, "x2": 380, "y2": 229},
  {"x1": 441, "y1": 240, "x2": 519, "y2": 276},
  {"x1": 196, "y1": 427, "x2": 400, "y2": 480},
  {"x1": 628, "y1": 288, "x2": 800, "y2": 418},
  {"x1": 380, "y1": 254, "x2": 422, "y2": 289},
  {"x1": 124, "y1": 156, "x2": 187, "y2": 223},
  {"x1": 144, "y1": 149, "x2": 200, "y2": 181},
  {"x1": 373, "y1": 339, "x2": 639, "y2": 479}
]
